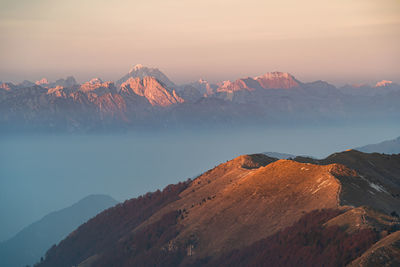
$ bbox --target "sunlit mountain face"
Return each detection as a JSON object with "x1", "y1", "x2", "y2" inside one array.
[
  {"x1": 33, "y1": 151, "x2": 400, "y2": 267},
  {"x1": 1, "y1": 65, "x2": 399, "y2": 132},
  {"x1": 1, "y1": 0, "x2": 399, "y2": 266}
]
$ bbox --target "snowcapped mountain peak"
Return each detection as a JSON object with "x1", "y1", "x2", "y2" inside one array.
[
  {"x1": 129, "y1": 64, "x2": 145, "y2": 73},
  {"x1": 118, "y1": 65, "x2": 175, "y2": 88}
]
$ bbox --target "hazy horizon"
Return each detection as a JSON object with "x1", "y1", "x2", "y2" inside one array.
[
  {"x1": 1, "y1": 0, "x2": 399, "y2": 85},
  {"x1": 2, "y1": 1, "x2": 400, "y2": 266},
  {"x1": 1, "y1": 65, "x2": 400, "y2": 87}
]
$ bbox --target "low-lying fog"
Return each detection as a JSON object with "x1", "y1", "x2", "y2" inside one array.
[{"x1": 1, "y1": 122, "x2": 399, "y2": 242}]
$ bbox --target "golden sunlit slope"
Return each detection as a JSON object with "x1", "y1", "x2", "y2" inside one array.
[
  {"x1": 37, "y1": 152, "x2": 400, "y2": 267},
  {"x1": 133, "y1": 155, "x2": 351, "y2": 260},
  {"x1": 295, "y1": 150, "x2": 400, "y2": 215}
]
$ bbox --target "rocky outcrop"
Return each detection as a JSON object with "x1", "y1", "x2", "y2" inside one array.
[
  {"x1": 79, "y1": 80, "x2": 117, "y2": 95},
  {"x1": 375, "y1": 80, "x2": 393, "y2": 87},
  {"x1": 120, "y1": 77, "x2": 183, "y2": 107},
  {"x1": 217, "y1": 72, "x2": 300, "y2": 93},
  {"x1": 254, "y1": 72, "x2": 300, "y2": 89}
]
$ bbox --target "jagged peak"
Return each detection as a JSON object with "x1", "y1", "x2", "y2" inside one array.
[
  {"x1": 89, "y1": 78, "x2": 103, "y2": 84},
  {"x1": 219, "y1": 80, "x2": 232, "y2": 87},
  {"x1": 197, "y1": 78, "x2": 209, "y2": 84},
  {"x1": 0, "y1": 82, "x2": 13, "y2": 91},
  {"x1": 375, "y1": 80, "x2": 393, "y2": 87},
  {"x1": 254, "y1": 71, "x2": 294, "y2": 80},
  {"x1": 35, "y1": 78, "x2": 49, "y2": 85},
  {"x1": 129, "y1": 64, "x2": 145, "y2": 73},
  {"x1": 117, "y1": 64, "x2": 175, "y2": 88}
]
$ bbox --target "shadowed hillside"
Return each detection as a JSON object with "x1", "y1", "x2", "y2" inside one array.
[{"x1": 0, "y1": 195, "x2": 117, "y2": 267}]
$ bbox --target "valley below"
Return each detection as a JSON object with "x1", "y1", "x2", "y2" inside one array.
[
  {"x1": 1, "y1": 124, "x2": 400, "y2": 266},
  {"x1": 1, "y1": 123, "x2": 399, "y2": 243}
]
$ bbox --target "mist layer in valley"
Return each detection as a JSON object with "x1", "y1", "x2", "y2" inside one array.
[{"x1": 1, "y1": 122, "x2": 399, "y2": 242}]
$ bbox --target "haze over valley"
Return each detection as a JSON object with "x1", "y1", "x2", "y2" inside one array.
[{"x1": 1, "y1": 0, "x2": 400, "y2": 266}]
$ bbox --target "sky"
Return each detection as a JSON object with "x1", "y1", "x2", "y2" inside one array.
[{"x1": 0, "y1": 0, "x2": 399, "y2": 85}]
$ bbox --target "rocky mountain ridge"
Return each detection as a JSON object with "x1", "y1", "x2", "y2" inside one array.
[
  {"x1": 35, "y1": 150, "x2": 400, "y2": 266},
  {"x1": 357, "y1": 136, "x2": 400, "y2": 154},
  {"x1": 1, "y1": 65, "x2": 400, "y2": 132}
]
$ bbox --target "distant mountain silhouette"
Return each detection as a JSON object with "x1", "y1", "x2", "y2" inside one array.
[
  {"x1": 0, "y1": 194, "x2": 117, "y2": 267},
  {"x1": 35, "y1": 151, "x2": 400, "y2": 267},
  {"x1": 357, "y1": 136, "x2": 400, "y2": 154},
  {"x1": 263, "y1": 151, "x2": 297, "y2": 159},
  {"x1": 340, "y1": 81, "x2": 400, "y2": 96}
]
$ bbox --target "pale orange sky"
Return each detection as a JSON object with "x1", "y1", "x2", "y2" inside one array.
[{"x1": 0, "y1": 0, "x2": 399, "y2": 85}]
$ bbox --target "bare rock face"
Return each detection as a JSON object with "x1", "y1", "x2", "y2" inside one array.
[
  {"x1": 0, "y1": 82, "x2": 15, "y2": 91},
  {"x1": 375, "y1": 80, "x2": 393, "y2": 87},
  {"x1": 217, "y1": 78, "x2": 263, "y2": 92},
  {"x1": 80, "y1": 80, "x2": 117, "y2": 95},
  {"x1": 35, "y1": 78, "x2": 49, "y2": 86},
  {"x1": 254, "y1": 72, "x2": 300, "y2": 89},
  {"x1": 47, "y1": 86, "x2": 66, "y2": 98},
  {"x1": 120, "y1": 77, "x2": 183, "y2": 107},
  {"x1": 217, "y1": 72, "x2": 300, "y2": 93}
]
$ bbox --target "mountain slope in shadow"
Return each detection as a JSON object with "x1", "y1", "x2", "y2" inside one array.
[{"x1": 0, "y1": 194, "x2": 117, "y2": 267}]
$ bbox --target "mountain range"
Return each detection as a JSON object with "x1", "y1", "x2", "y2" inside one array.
[
  {"x1": 0, "y1": 195, "x2": 117, "y2": 267},
  {"x1": 1, "y1": 65, "x2": 399, "y2": 132},
  {"x1": 357, "y1": 136, "x2": 400, "y2": 155},
  {"x1": 33, "y1": 150, "x2": 400, "y2": 267}
]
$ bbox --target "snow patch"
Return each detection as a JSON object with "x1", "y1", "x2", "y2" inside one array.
[
  {"x1": 359, "y1": 175, "x2": 389, "y2": 194},
  {"x1": 129, "y1": 64, "x2": 145, "y2": 73},
  {"x1": 369, "y1": 182, "x2": 389, "y2": 194}
]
